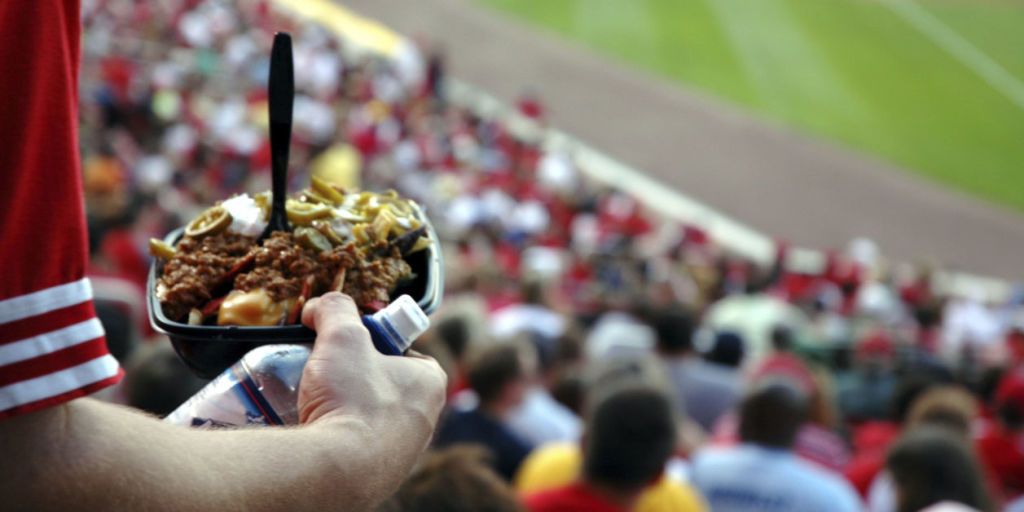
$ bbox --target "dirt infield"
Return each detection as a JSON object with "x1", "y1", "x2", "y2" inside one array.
[{"x1": 339, "y1": 0, "x2": 1024, "y2": 280}]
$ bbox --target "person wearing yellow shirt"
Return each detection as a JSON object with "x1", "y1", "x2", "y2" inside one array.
[{"x1": 518, "y1": 386, "x2": 707, "y2": 512}]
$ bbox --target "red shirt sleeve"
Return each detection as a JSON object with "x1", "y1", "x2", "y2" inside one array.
[{"x1": 0, "y1": 0, "x2": 123, "y2": 420}]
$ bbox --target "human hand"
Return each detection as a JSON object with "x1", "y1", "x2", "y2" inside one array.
[{"x1": 298, "y1": 292, "x2": 446, "y2": 433}]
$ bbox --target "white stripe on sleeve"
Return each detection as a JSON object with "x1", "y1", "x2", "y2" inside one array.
[
  {"x1": 0, "y1": 354, "x2": 120, "y2": 412},
  {"x1": 0, "y1": 318, "x2": 105, "y2": 366},
  {"x1": 0, "y1": 278, "x2": 94, "y2": 324}
]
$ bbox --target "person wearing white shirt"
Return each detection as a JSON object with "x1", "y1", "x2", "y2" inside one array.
[
  {"x1": 691, "y1": 380, "x2": 862, "y2": 512},
  {"x1": 490, "y1": 280, "x2": 566, "y2": 341}
]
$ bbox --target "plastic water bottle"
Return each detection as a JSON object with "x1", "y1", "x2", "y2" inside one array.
[{"x1": 165, "y1": 295, "x2": 430, "y2": 427}]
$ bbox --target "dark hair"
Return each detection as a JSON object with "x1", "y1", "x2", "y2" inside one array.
[
  {"x1": 435, "y1": 316, "x2": 470, "y2": 361},
  {"x1": 892, "y1": 373, "x2": 942, "y2": 424},
  {"x1": 706, "y1": 331, "x2": 745, "y2": 368},
  {"x1": 551, "y1": 367, "x2": 585, "y2": 416},
  {"x1": 997, "y1": 401, "x2": 1024, "y2": 430},
  {"x1": 521, "y1": 279, "x2": 545, "y2": 306},
  {"x1": 739, "y1": 380, "x2": 808, "y2": 448},
  {"x1": 770, "y1": 325, "x2": 794, "y2": 352},
  {"x1": 887, "y1": 427, "x2": 993, "y2": 512},
  {"x1": 380, "y1": 446, "x2": 524, "y2": 512},
  {"x1": 582, "y1": 386, "x2": 676, "y2": 492},
  {"x1": 653, "y1": 306, "x2": 695, "y2": 354},
  {"x1": 467, "y1": 344, "x2": 523, "y2": 405},
  {"x1": 124, "y1": 343, "x2": 208, "y2": 417},
  {"x1": 553, "y1": 333, "x2": 583, "y2": 367}
]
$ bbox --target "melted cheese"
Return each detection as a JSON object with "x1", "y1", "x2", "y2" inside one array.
[{"x1": 217, "y1": 289, "x2": 294, "y2": 326}]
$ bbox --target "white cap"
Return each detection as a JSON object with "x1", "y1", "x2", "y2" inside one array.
[{"x1": 374, "y1": 295, "x2": 430, "y2": 352}]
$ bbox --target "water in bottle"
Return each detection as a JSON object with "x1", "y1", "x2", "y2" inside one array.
[{"x1": 165, "y1": 294, "x2": 430, "y2": 427}]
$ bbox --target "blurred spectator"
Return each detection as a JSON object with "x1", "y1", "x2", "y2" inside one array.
[
  {"x1": 867, "y1": 385, "x2": 981, "y2": 512},
  {"x1": 585, "y1": 297, "x2": 657, "y2": 361},
  {"x1": 516, "y1": 88, "x2": 545, "y2": 122},
  {"x1": 837, "y1": 331, "x2": 898, "y2": 423},
  {"x1": 692, "y1": 381, "x2": 862, "y2": 511},
  {"x1": 975, "y1": 367, "x2": 1024, "y2": 502},
  {"x1": 704, "y1": 330, "x2": 745, "y2": 369},
  {"x1": 436, "y1": 315, "x2": 472, "y2": 365},
  {"x1": 517, "y1": 357, "x2": 704, "y2": 512},
  {"x1": 904, "y1": 386, "x2": 977, "y2": 437},
  {"x1": 507, "y1": 334, "x2": 583, "y2": 446},
  {"x1": 702, "y1": 293, "x2": 806, "y2": 367},
  {"x1": 844, "y1": 370, "x2": 951, "y2": 497},
  {"x1": 941, "y1": 291, "x2": 1004, "y2": 368},
  {"x1": 750, "y1": 326, "x2": 817, "y2": 398},
  {"x1": 524, "y1": 385, "x2": 697, "y2": 512},
  {"x1": 378, "y1": 446, "x2": 524, "y2": 512},
  {"x1": 653, "y1": 306, "x2": 740, "y2": 432},
  {"x1": 887, "y1": 427, "x2": 993, "y2": 512},
  {"x1": 434, "y1": 342, "x2": 534, "y2": 480},
  {"x1": 491, "y1": 279, "x2": 566, "y2": 341}
]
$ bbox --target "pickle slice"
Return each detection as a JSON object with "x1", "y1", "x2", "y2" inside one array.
[
  {"x1": 185, "y1": 206, "x2": 232, "y2": 237},
  {"x1": 302, "y1": 188, "x2": 333, "y2": 205},
  {"x1": 335, "y1": 208, "x2": 369, "y2": 223},
  {"x1": 286, "y1": 199, "x2": 333, "y2": 225},
  {"x1": 295, "y1": 226, "x2": 332, "y2": 253},
  {"x1": 311, "y1": 175, "x2": 345, "y2": 205},
  {"x1": 148, "y1": 238, "x2": 177, "y2": 259}
]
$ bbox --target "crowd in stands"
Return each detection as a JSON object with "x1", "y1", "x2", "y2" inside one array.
[{"x1": 80, "y1": 0, "x2": 1024, "y2": 510}]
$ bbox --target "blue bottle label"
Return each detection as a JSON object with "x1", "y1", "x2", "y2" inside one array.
[
  {"x1": 231, "y1": 365, "x2": 285, "y2": 426},
  {"x1": 171, "y1": 365, "x2": 283, "y2": 427}
]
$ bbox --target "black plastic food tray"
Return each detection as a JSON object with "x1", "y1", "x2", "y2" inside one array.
[{"x1": 148, "y1": 204, "x2": 444, "y2": 378}]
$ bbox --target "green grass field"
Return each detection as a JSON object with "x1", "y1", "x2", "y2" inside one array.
[{"x1": 478, "y1": 0, "x2": 1024, "y2": 212}]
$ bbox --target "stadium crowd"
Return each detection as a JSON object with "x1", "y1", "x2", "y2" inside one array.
[{"x1": 79, "y1": 0, "x2": 1024, "y2": 510}]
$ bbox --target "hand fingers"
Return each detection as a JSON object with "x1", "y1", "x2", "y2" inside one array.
[
  {"x1": 403, "y1": 349, "x2": 431, "y2": 360},
  {"x1": 302, "y1": 292, "x2": 359, "y2": 329},
  {"x1": 302, "y1": 292, "x2": 373, "y2": 358}
]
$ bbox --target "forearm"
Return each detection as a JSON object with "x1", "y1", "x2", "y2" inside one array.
[{"x1": 1, "y1": 398, "x2": 422, "y2": 512}]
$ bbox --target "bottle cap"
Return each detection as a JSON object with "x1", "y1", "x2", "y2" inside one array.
[{"x1": 373, "y1": 295, "x2": 430, "y2": 353}]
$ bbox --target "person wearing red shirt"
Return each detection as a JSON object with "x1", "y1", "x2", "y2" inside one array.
[
  {"x1": 976, "y1": 368, "x2": 1024, "y2": 502},
  {"x1": 525, "y1": 386, "x2": 677, "y2": 512},
  {"x1": 0, "y1": 2, "x2": 446, "y2": 510}
]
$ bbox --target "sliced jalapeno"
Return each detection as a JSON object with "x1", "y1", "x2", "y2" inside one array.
[
  {"x1": 335, "y1": 208, "x2": 369, "y2": 223},
  {"x1": 285, "y1": 199, "x2": 332, "y2": 225},
  {"x1": 295, "y1": 226, "x2": 332, "y2": 253},
  {"x1": 149, "y1": 238, "x2": 177, "y2": 259},
  {"x1": 302, "y1": 188, "x2": 333, "y2": 205},
  {"x1": 185, "y1": 206, "x2": 232, "y2": 237},
  {"x1": 311, "y1": 175, "x2": 345, "y2": 205}
]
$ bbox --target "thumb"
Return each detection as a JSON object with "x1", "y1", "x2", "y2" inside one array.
[{"x1": 302, "y1": 292, "x2": 373, "y2": 358}]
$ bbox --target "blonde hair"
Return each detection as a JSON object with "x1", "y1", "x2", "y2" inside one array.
[{"x1": 906, "y1": 386, "x2": 978, "y2": 438}]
